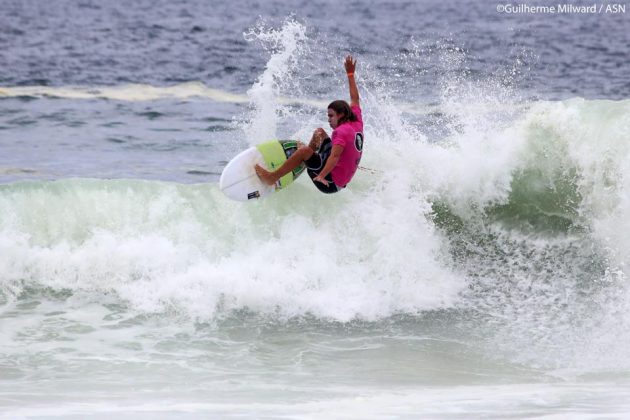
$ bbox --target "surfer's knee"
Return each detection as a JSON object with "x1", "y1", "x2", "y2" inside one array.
[{"x1": 309, "y1": 128, "x2": 327, "y2": 151}]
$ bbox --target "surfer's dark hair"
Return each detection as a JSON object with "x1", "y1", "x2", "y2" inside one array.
[{"x1": 328, "y1": 100, "x2": 357, "y2": 125}]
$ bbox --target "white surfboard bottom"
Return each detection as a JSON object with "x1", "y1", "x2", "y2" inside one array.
[{"x1": 219, "y1": 147, "x2": 275, "y2": 201}]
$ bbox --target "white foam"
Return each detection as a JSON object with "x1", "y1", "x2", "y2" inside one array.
[{"x1": 0, "y1": 178, "x2": 462, "y2": 322}]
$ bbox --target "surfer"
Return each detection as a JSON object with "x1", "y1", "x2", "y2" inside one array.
[{"x1": 255, "y1": 55, "x2": 364, "y2": 193}]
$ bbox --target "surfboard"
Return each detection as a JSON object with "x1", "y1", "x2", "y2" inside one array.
[{"x1": 219, "y1": 140, "x2": 306, "y2": 201}]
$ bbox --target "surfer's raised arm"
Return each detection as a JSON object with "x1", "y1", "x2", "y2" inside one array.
[{"x1": 345, "y1": 55, "x2": 360, "y2": 107}]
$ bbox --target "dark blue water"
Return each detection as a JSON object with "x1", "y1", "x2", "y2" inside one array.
[{"x1": 1, "y1": 0, "x2": 628, "y2": 99}]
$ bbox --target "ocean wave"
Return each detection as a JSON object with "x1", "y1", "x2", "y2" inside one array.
[{"x1": 1, "y1": 97, "x2": 629, "y2": 329}]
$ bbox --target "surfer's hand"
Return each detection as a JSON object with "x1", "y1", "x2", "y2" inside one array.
[
  {"x1": 313, "y1": 175, "x2": 329, "y2": 186},
  {"x1": 344, "y1": 55, "x2": 356, "y2": 73}
]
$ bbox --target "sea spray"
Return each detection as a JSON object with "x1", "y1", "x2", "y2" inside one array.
[{"x1": 243, "y1": 19, "x2": 309, "y2": 144}]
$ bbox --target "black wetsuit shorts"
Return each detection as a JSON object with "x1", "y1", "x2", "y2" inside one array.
[{"x1": 304, "y1": 137, "x2": 342, "y2": 194}]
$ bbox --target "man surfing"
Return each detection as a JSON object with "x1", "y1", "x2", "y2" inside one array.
[{"x1": 255, "y1": 55, "x2": 364, "y2": 194}]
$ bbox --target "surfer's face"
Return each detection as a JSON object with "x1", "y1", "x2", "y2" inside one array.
[{"x1": 327, "y1": 108, "x2": 342, "y2": 129}]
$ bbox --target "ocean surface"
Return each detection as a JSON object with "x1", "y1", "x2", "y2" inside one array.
[{"x1": 1, "y1": 0, "x2": 630, "y2": 418}]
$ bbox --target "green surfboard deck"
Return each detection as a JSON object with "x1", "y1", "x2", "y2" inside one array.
[{"x1": 256, "y1": 141, "x2": 305, "y2": 189}]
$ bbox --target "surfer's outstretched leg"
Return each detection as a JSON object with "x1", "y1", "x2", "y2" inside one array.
[
  {"x1": 255, "y1": 146, "x2": 314, "y2": 186},
  {"x1": 255, "y1": 128, "x2": 328, "y2": 186}
]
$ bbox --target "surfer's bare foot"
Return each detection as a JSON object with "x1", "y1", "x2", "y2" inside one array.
[{"x1": 255, "y1": 164, "x2": 278, "y2": 186}]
